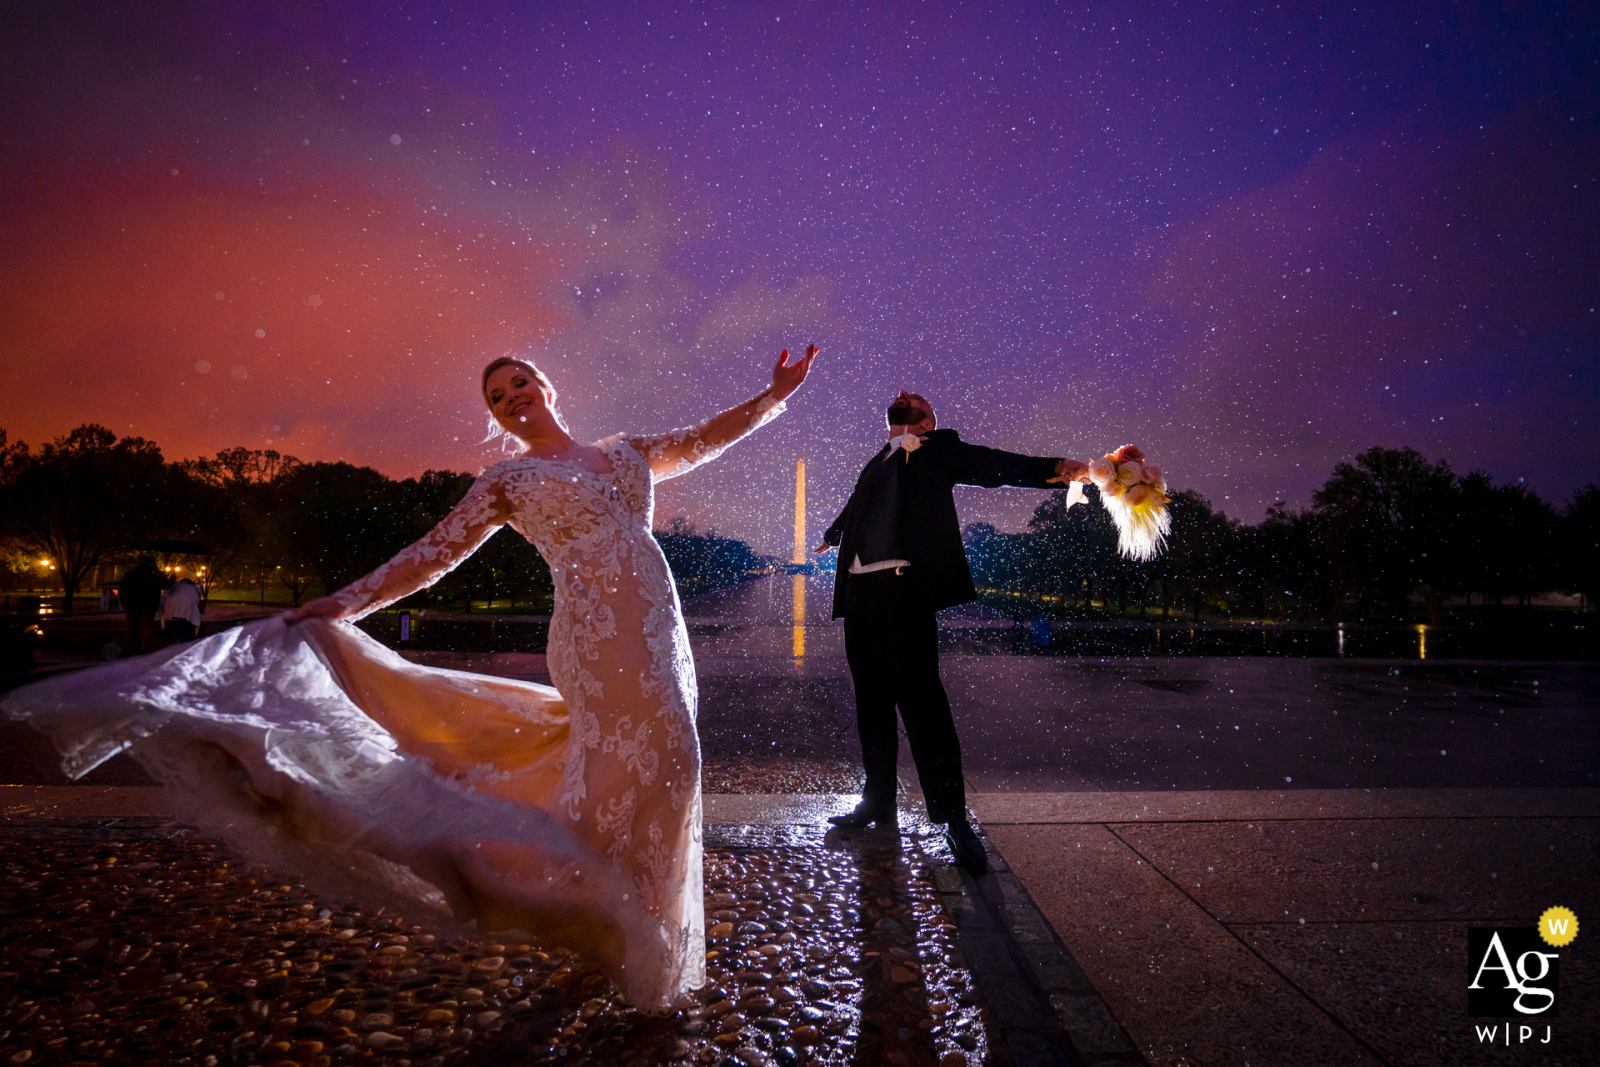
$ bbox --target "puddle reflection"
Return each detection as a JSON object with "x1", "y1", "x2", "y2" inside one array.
[{"x1": 792, "y1": 573, "x2": 806, "y2": 661}]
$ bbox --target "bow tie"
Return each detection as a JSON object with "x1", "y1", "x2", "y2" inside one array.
[{"x1": 889, "y1": 433, "x2": 924, "y2": 459}]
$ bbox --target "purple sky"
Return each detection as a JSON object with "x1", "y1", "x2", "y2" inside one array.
[{"x1": 3, "y1": 1, "x2": 1596, "y2": 555}]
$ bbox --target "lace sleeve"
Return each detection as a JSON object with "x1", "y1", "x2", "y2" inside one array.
[
  {"x1": 628, "y1": 388, "x2": 786, "y2": 482},
  {"x1": 330, "y1": 472, "x2": 511, "y2": 621}
]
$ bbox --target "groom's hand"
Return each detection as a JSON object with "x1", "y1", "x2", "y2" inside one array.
[
  {"x1": 1047, "y1": 458, "x2": 1091, "y2": 484},
  {"x1": 814, "y1": 542, "x2": 833, "y2": 554}
]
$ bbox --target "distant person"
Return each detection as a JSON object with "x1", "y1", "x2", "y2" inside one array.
[
  {"x1": 117, "y1": 556, "x2": 164, "y2": 655},
  {"x1": 816, "y1": 390, "x2": 1090, "y2": 873},
  {"x1": 158, "y1": 577, "x2": 204, "y2": 642}
]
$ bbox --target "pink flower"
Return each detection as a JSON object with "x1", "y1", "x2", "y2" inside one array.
[
  {"x1": 1109, "y1": 444, "x2": 1144, "y2": 464},
  {"x1": 1126, "y1": 483, "x2": 1151, "y2": 507},
  {"x1": 1101, "y1": 478, "x2": 1128, "y2": 499}
]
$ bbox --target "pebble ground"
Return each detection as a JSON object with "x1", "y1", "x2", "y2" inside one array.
[
  {"x1": 700, "y1": 759, "x2": 863, "y2": 796},
  {"x1": 0, "y1": 820, "x2": 999, "y2": 1067}
]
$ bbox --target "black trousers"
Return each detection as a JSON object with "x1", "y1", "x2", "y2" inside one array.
[{"x1": 842, "y1": 569, "x2": 966, "y2": 824}]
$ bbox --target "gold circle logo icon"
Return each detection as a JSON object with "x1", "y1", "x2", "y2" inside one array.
[{"x1": 1539, "y1": 906, "x2": 1578, "y2": 947}]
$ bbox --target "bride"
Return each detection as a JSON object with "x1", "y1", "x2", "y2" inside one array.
[{"x1": 4, "y1": 344, "x2": 816, "y2": 1009}]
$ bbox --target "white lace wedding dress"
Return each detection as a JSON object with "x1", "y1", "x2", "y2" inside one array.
[{"x1": 3, "y1": 395, "x2": 784, "y2": 1009}]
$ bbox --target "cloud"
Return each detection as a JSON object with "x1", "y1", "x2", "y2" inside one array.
[
  {"x1": 696, "y1": 274, "x2": 833, "y2": 350},
  {"x1": 0, "y1": 161, "x2": 580, "y2": 473},
  {"x1": 0, "y1": 78, "x2": 793, "y2": 482},
  {"x1": 1109, "y1": 106, "x2": 1600, "y2": 512}
]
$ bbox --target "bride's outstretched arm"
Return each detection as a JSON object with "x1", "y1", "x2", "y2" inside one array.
[
  {"x1": 630, "y1": 345, "x2": 818, "y2": 481},
  {"x1": 285, "y1": 474, "x2": 512, "y2": 623}
]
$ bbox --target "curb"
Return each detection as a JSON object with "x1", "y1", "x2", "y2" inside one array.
[{"x1": 929, "y1": 834, "x2": 1146, "y2": 1067}]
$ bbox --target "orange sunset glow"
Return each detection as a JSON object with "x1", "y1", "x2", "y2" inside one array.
[{"x1": 0, "y1": 160, "x2": 601, "y2": 474}]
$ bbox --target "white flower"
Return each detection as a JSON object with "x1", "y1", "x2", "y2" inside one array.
[
  {"x1": 1116, "y1": 461, "x2": 1142, "y2": 487},
  {"x1": 891, "y1": 433, "x2": 923, "y2": 454},
  {"x1": 1088, "y1": 457, "x2": 1116, "y2": 486}
]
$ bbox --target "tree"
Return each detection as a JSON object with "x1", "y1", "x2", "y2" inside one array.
[
  {"x1": 654, "y1": 518, "x2": 762, "y2": 599},
  {"x1": 398, "y1": 470, "x2": 552, "y2": 612},
  {"x1": 1022, "y1": 488, "x2": 1121, "y2": 610},
  {"x1": 265, "y1": 462, "x2": 409, "y2": 599},
  {"x1": 1453, "y1": 473, "x2": 1557, "y2": 611},
  {"x1": 963, "y1": 523, "x2": 1034, "y2": 597},
  {"x1": 1498, "y1": 484, "x2": 1557, "y2": 608},
  {"x1": 1311, "y1": 446, "x2": 1456, "y2": 619},
  {"x1": 1563, "y1": 485, "x2": 1600, "y2": 610},
  {"x1": 1148, "y1": 490, "x2": 1238, "y2": 620},
  {"x1": 0, "y1": 424, "x2": 167, "y2": 608},
  {"x1": 173, "y1": 448, "x2": 301, "y2": 601},
  {"x1": 1251, "y1": 503, "x2": 1334, "y2": 622}
]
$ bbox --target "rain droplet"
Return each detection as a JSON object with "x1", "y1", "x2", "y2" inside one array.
[
  {"x1": 194, "y1": 360, "x2": 211, "y2": 374},
  {"x1": 390, "y1": 133, "x2": 403, "y2": 145},
  {"x1": 255, "y1": 328, "x2": 266, "y2": 339},
  {"x1": 230, "y1": 365, "x2": 249, "y2": 381},
  {"x1": 214, "y1": 291, "x2": 226, "y2": 301},
  {"x1": 306, "y1": 294, "x2": 323, "y2": 307},
  {"x1": 1283, "y1": 776, "x2": 1292, "y2": 783},
  {"x1": 170, "y1": 168, "x2": 179, "y2": 177}
]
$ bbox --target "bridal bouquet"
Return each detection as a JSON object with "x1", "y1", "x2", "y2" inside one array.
[{"x1": 1065, "y1": 445, "x2": 1171, "y2": 561}]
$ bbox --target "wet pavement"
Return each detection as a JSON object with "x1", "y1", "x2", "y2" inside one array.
[
  {"x1": 683, "y1": 575, "x2": 1600, "y2": 793},
  {"x1": 977, "y1": 788, "x2": 1600, "y2": 1066},
  {"x1": 9, "y1": 576, "x2": 1596, "y2": 793},
  {"x1": 3, "y1": 574, "x2": 1599, "y2": 1065},
  {"x1": 0, "y1": 795, "x2": 1012, "y2": 1067}
]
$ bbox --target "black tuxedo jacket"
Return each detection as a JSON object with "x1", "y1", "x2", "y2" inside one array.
[{"x1": 822, "y1": 429, "x2": 1062, "y2": 618}]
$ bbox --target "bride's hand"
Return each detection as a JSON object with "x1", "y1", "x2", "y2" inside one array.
[
  {"x1": 770, "y1": 344, "x2": 819, "y2": 402},
  {"x1": 283, "y1": 596, "x2": 347, "y2": 625}
]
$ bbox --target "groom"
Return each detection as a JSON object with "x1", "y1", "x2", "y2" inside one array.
[{"x1": 816, "y1": 391, "x2": 1087, "y2": 872}]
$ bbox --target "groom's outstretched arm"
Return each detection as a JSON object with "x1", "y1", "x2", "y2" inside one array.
[{"x1": 947, "y1": 433, "x2": 1063, "y2": 490}]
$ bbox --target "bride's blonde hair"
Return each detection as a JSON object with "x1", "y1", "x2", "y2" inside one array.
[{"x1": 480, "y1": 356, "x2": 569, "y2": 446}]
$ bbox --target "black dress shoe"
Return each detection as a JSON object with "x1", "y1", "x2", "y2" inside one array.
[
  {"x1": 946, "y1": 819, "x2": 988, "y2": 873},
  {"x1": 827, "y1": 803, "x2": 896, "y2": 829}
]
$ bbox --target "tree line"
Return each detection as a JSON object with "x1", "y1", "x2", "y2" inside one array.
[
  {"x1": 0, "y1": 425, "x2": 761, "y2": 611},
  {"x1": 965, "y1": 445, "x2": 1599, "y2": 623},
  {"x1": 6, "y1": 428, "x2": 1595, "y2": 622}
]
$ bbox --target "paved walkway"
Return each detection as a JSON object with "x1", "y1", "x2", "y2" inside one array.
[
  {"x1": 976, "y1": 789, "x2": 1600, "y2": 1067},
  {"x1": 7, "y1": 785, "x2": 1596, "y2": 1066}
]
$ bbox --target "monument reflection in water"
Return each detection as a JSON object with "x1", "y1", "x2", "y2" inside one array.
[
  {"x1": 793, "y1": 574, "x2": 806, "y2": 660},
  {"x1": 793, "y1": 457, "x2": 807, "y2": 662}
]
